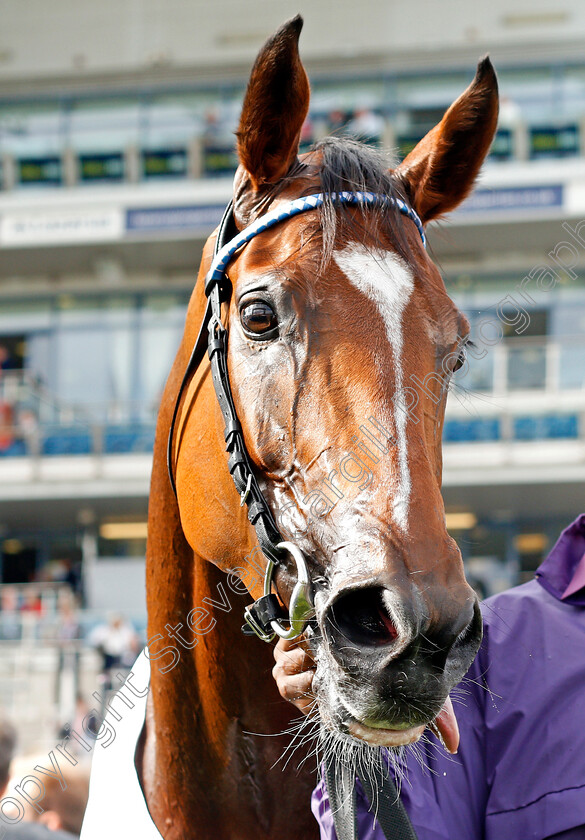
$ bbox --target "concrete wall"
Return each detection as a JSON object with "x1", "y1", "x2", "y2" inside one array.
[{"x1": 2, "y1": 0, "x2": 585, "y2": 86}]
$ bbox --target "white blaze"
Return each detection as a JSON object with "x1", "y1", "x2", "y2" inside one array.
[{"x1": 333, "y1": 244, "x2": 415, "y2": 530}]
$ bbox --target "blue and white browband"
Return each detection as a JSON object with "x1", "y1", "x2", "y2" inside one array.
[{"x1": 204, "y1": 190, "x2": 425, "y2": 293}]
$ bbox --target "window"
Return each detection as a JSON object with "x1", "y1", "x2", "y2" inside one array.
[{"x1": 504, "y1": 309, "x2": 548, "y2": 391}]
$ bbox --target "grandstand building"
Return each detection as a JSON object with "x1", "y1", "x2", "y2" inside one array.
[{"x1": 1, "y1": 0, "x2": 584, "y2": 621}]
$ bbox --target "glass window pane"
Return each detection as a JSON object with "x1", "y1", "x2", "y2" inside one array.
[
  {"x1": 552, "y1": 302, "x2": 585, "y2": 336},
  {"x1": 145, "y1": 96, "x2": 204, "y2": 148},
  {"x1": 311, "y1": 79, "x2": 385, "y2": 113},
  {"x1": 559, "y1": 342, "x2": 585, "y2": 389},
  {"x1": 102, "y1": 295, "x2": 135, "y2": 327},
  {"x1": 55, "y1": 328, "x2": 133, "y2": 417},
  {"x1": 56, "y1": 329, "x2": 109, "y2": 407},
  {"x1": 137, "y1": 295, "x2": 187, "y2": 416},
  {"x1": 108, "y1": 329, "x2": 134, "y2": 408},
  {"x1": 507, "y1": 345, "x2": 547, "y2": 389},
  {"x1": 138, "y1": 325, "x2": 182, "y2": 413},
  {"x1": 142, "y1": 293, "x2": 188, "y2": 324},
  {"x1": 26, "y1": 333, "x2": 54, "y2": 421},
  {"x1": 56, "y1": 295, "x2": 103, "y2": 326},
  {"x1": 502, "y1": 308, "x2": 548, "y2": 339},
  {"x1": 0, "y1": 300, "x2": 52, "y2": 333},
  {"x1": 0, "y1": 106, "x2": 63, "y2": 156},
  {"x1": 69, "y1": 100, "x2": 141, "y2": 153},
  {"x1": 56, "y1": 295, "x2": 134, "y2": 327}
]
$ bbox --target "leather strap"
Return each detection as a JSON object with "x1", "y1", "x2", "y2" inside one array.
[
  {"x1": 325, "y1": 752, "x2": 358, "y2": 840},
  {"x1": 207, "y1": 279, "x2": 283, "y2": 563},
  {"x1": 167, "y1": 201, "x2": 284, "y2": 565},
  {"x1": 166, "y1": 296, "x2": 212, "y2": 498},
  {"x1": 166, "y1": 202, "x2": 236, "y2": 498},
  {"x1": 324, "y1": 751, "x2": 418, "y2": 840},
  {"x1": 241, "y1": 593, "x2": 288, "y2": 637}
]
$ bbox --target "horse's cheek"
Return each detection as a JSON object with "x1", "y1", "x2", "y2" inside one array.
[{"x1": 234, "y1": 353, "x2": 296, "y2": 468}]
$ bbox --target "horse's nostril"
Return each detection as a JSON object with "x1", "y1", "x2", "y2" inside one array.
[
  {"x1": 429, "y1": 598, "x2": 483, "y2": 671},
  {"x1": 329, "y1": 587, "x2": 398, "y2": 648},
  {"x1": 452, "y1": 598, "x2": 483, "y2": 654}
]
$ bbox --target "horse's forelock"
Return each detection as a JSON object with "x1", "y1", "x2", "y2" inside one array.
[{"x1": 313, "y1": 137, "x2": 416, "y2": 267}]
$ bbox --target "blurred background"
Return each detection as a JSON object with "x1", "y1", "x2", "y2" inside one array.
[{"x1": 0, "y1": 0, "x2": 584, "y2": 819}]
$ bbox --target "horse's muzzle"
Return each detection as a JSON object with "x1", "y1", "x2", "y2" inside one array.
[{"x1": 315, "y1": 582, "x2": 482, "y2": 741}]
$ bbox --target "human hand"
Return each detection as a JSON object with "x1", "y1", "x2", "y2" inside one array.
[{"x1": 272, "y1": 636, "x2": 316, "y2": 715}]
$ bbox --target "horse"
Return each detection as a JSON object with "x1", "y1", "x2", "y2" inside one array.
[{"x1": 138, "y1": 15, "x2": 499, "y2": 840}]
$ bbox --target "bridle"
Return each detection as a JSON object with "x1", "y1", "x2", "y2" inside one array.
[{"x1": 167, "y1": 191, "x2": 426, "y2": 643}]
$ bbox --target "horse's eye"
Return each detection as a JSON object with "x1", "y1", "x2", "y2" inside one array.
[
  {"x1": 453, "y1": 352, "x2": 466, "y2": 372},
  {"x1": 240, "y1": 301, "x2": 278, "y2": 338}
]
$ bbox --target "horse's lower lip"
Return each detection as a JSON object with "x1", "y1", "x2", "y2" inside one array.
[{"x1": 346, "y1": 718, "x2": 425, "y2": 747}]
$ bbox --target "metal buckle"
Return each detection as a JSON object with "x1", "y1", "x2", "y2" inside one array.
[
  {"x1": 208, "y1": 312, "x2": 225, "y2": 338},
  {"x1": 240, "y1": 473, "x2": 252, "y2": 507},
  {"x1": 243, "y1": 543, "x2": 314, "y2": 642},
  {"x1": 243, "y1": 604, "x2": 276, "y2": 643}
]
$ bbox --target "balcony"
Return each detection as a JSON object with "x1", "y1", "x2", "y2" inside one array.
[
  {"x1": 0, "y1": 372, "x2": 154, "y2": 501},
  {"x1": 445, "y1": 334, "x2": 585, "y2": 429},
  {"x1": 0, "y1": 333, "x2": 583, "y2": 502},
  {"x1": 441, "y1": 335, "x2": 585, "y2": 520}
]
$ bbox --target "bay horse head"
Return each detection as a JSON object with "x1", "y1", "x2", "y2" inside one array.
[{"x1": 169, "y1": 16, "x2": 498, "y2": 756}]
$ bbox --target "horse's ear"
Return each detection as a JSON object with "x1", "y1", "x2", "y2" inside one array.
[
  {"x1": 236, "y1": 15, "x2": 310, "y2": 190},
  {"x1": 394, "y1": 58, "x2": 499, "y2": 223}
]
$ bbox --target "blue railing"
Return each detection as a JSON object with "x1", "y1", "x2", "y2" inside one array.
[
  {"x1": 443, "y1": 418, "x2": 501, "y2": 443},
  {"x1": 0, "y1": 423, "x2": 156, "y2": 458},
  {"x1": 0, "y1": 413, "x2": 582, "y2": 458},
  {"x1": 513, "y1": 414, "x2": 579, "y2": 441},
  {"x1": 444, "y1": 413, "x2": 582, "y2": 445}
]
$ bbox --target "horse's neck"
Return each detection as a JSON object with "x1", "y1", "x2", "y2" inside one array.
[
  {"x1": 144, "y1": 519, "x2": 317, "y2": 839},
  {"x1": 142, "y1": 356, "x2": 318, "y2": 839}
]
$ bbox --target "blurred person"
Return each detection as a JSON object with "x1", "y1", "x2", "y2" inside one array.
[
  {"x1": 202, "y1": 107, "x2": 220, "y2": 145},
  {"x1": 57, "y1": 695, "x2": 99, "y2": 757},
  {"x1": 56, "y1": 595, "x2": 79, "y2": 642},
  {"x1": 328, "y1": 108, "x2": 351, "y2": 135},
  {"x1": 88, "y1": 614, "x2": 138, "y2": 690},
  {"x1": 0, "y1": 345, "x2": 17, "y2": 373},
  {"x1": 44, "y1": 561, "x2": 82, "y2": 604},
  {"x1": 61, "y1": 562, "x2": 82, "y2": 603},
  {"x1": 20, "y1": 591, "x2": 42, "y2": 615},
  {"x1": 55, "y1": 595, "x2": 81, "y2": 725},
  {"x1": 1, "y1": 588, "x2": 18, "y2": 612},
  {"x1": 16, "y1": 409, "x2": 37, "y2": 439},
  {"x1": 0, "y1": 716, "x2": 78, "y2": 839},
  {"x1": 347, "y1": 108, "x2": 384, "y2": 146},
  {"x1": 498, "y1": 95, "x2": 521, "y2": 128},
  {"x1": 0, "y1": 589, "x2": 20, "y2": 641},
  {"x1": 274, "y1": 513, "x2": 585, "y2": 840},
  {"x1": 19, "y1": 766, "x2": 89, "y2": 839},
  {"x1": 13, "y1": 408, "x2": 37, "y2": 458},
  {"x1": 0, "y1": 401, "x2": 15, "y2": 453}
]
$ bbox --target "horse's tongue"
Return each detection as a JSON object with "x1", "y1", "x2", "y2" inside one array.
[{"x1": 433, "y1": 695, "x2": 459, "y2": 754}]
